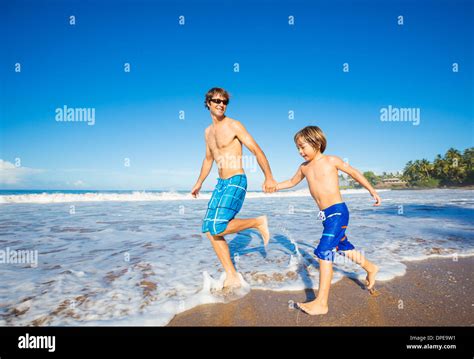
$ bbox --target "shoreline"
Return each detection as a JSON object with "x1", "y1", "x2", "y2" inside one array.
[
  {"x1": 168, "y1": 256, "x2": 474, "y2": 326},
  {"x1": 1, "y1": 186, "x2": 472, "y2": 193},
  {"x1": 378, "y1": 186, "x2": 474, "y2": 191}
]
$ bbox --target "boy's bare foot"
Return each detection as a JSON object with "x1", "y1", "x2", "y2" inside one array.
[
  {"x1": 256, "y1": 215, "x2": 270, "y2": 246},
  {"x1": 365, "y1": 264, "x2": 379, "y2": 294},
  {"x1": 296, "y1": 300, "x2": 329, "y2": 315},
  {"x1": 223, "y1": 273, "x2": 241, "y2": 290}
]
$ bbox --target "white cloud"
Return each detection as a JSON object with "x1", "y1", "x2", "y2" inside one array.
[
  {"x1": 66, "y1": 179, "x2": 86, "y2": 187},
  {"x1": 0, "y1": 160, "x2": 44, "y2": 185}
]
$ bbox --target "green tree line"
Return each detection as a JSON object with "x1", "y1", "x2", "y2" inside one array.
[{"x1": 402, "y1": 147, "x2": 474, "y2": 187}]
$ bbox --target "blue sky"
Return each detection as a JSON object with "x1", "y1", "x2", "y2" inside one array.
[{"x1": 1, "y1": 0, "x2": 472, "y2": 190}]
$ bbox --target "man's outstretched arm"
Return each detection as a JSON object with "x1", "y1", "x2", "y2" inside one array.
[
  {"x1": 191, "y1": 135, "x2": 213, "y2": 198},
  {"x1": 232, "y1": 120, "x2": 277, "y2": 192}
]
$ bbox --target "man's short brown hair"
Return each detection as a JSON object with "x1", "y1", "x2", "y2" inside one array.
[{"x1": 204, "y1": 87, "x2": 231, "y2": 110}]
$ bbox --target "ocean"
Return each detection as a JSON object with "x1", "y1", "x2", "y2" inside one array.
[{"x1": 0, "y1": 188, "x2": 472, "y2": 326}]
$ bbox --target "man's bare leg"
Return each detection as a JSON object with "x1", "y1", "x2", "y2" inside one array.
[
  {"x1": 220, "y1": 215, "x2": 270, "y2": 245},
  {"x1": 344, "y1": 250, "x2": 379, "y2": 292},
  {"x1": 206, "y1": 233, "x2": 241, "y2": 289},
  {"x1": 297, "y1": 259, "x2": 332, "y2": 315}
]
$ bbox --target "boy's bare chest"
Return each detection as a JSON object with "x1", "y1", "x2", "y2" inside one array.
[{"x1": 303, "y1": 162, "x2": 337, "y2": 181}]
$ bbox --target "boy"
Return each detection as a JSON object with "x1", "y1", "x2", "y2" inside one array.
[
  {"x1": 191, "y1": 87, "x2": 278, "y2": 290},
  {"x1": 276, "y1": 125, "x2": 381, "y2": 315}
]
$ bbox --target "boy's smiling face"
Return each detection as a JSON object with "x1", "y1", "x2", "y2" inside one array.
[
  {"x1": 296, "y1": 137, "x2": 318, "y2": 161},
  {"x1": 207, "y1": 94, "x2": 228, "y2": 117}
]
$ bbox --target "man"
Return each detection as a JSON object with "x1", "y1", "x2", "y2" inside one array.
[{"x1": 191, "y1": 87, "x2": 277, "y2": 290}]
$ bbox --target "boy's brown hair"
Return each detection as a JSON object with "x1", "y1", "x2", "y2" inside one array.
[
  {"x1": 294, "y1": 126, "x2": 327, "y2": 153},
  {"x1": 204, "y1": 87, "x2": 231, "y2": 110}
]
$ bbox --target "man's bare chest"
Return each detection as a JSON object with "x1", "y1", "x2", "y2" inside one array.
[{"x1": 208, "y1": 129, "x2": 239, "y2": 151}]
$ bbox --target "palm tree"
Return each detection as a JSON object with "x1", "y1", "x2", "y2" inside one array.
[
  {"x1": 444, "y1": 148, "x2": 464, "y2": 184},
  {"x1": 433, "y1": 154, "x2": 446, "y2": 178},
  {"x1": 419, "y1": 159, "x2": 433, "y2": 180},
  {"x1": 462, "y1": 148, "x2": 474, "y2": 185},
  {"x1": 403, "y1": 147, "x2": 472, "y2": 187}
]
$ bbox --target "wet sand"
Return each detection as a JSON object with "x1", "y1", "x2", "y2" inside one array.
[{"x1": 168, "y1": 257, "x2": 474, "y2": 326}]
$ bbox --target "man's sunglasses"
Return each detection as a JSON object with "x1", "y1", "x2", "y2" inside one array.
[{"x1": 209, "y1": 98, "x2": 229, "y2": 105}]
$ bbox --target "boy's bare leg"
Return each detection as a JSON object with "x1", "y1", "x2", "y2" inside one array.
[
  {"x1": 297, "y1": 259, "x2": 332, "y2": 315},
  {"x1": 343, "y1": 250, "x2": 379, "y2": 291},
  {"x1": 206, "y1": 233, "x2": 241, "y2": 288},
  {"x1": 219, "y1": 215, "x2": 270, "y2": 245}
]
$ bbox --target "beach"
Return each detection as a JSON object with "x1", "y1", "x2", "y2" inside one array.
[
  {"x1": 169, "y1": 257, "x2": 474, "y2": 326},
  {"x1": 0, "y1": 188, "x2": 472, "y2": 326}
]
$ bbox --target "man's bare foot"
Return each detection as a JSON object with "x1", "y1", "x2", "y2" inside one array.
[
  {"x1": 256, "y1": 215, "x2": 270, "y2": 246},
  {"x1": 223, "y1": 273, "x2": 241, "y2": 290},
  {"x1": 296, "y1": 300, "x2": 329, "y2": 315},
  {"x1": 365, "y1": 264, "x2": 379, "y2": 294}
]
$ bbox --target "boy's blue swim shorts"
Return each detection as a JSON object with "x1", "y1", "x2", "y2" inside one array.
[
  {"x1": 314, "y1": 202, "x2": 355, "y2": 262},
  {"x1": 202, "y1": 173, "x2": 247, "y2": 236}
]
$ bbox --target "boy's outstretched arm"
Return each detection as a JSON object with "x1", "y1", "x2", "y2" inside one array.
[
  {"x1": 333, "y1": 156, "x2": 382, "y2": 206},
  {"x1": 276, "y1": 165, "x2": 305, "y2": 191},
  {"x1": 232, "y1": 120, "x2": 277, "y2": 192},
  {"x1": 191, "y1": 133, "x2": 213, "y2": 198}
]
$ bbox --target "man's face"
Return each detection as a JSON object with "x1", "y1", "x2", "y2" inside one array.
[{"x1": 208, "y1": 94, "x2": 228, "y2": 117}]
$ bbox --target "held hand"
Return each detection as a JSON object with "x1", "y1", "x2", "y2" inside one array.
[
  {"x1": 263, "y1": 178, "x2": 278, "y2": 193},
  {"x1": 371, "y1": 191, "x2": 382, "y2": 206},
  {"x1": 191, "y1": 183, "x2": 202, "y2": 198}
]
